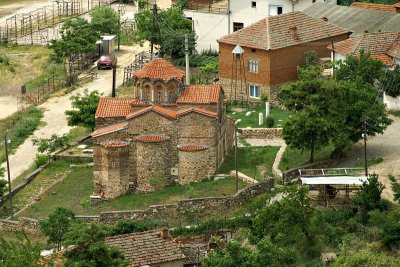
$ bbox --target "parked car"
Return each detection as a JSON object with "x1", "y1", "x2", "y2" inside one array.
[{"x1": 97, "y1": 54, "x2": 117, "y2": 70}]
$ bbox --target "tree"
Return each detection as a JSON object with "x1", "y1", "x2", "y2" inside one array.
[
  {"x1": 134, "y1": 4, "x2": 195, "y2": 58},
  {"x1": 0, "y1": 232, "x2": 43, "y2": 267},
  {"x1": 90, "y1": 5, "x2": 119, "y2": 35},
  {"x1": 380, "y1": 65, "x2": 400, "y2": 98},
  {"x1": 33, "y1": 134, "x2": 68, "y2": 161},
  {"x1": 333, "y1": 50, "x2": 384, "y2": 85},
  {"x1": 331, "y1": 248, "x2": 400, "y2": 267},
  {"x1": 63, "y1": 223, "x2": 128, "y2": 267},
  {"x1": 389, "y1": 175, "x2": 400, "y2": 203},
  {"x1": 65, "y1": 90, "x2": 101, "y2": 130},
  {"x1": 203, "y1": 241, "x2": 254, "y2": 267},
  {"x1": 111, "y1": 220, "x2": 149, "y2": 236},
  {"x1": 40, "y1": 207, "x2": 76, "y2": 251},
  {"x1": 0, "y1": 167, "x2": 7, "y2": 197}
]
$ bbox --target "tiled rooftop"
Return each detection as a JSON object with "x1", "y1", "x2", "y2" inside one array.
[
  {"x1": 95, "y1": 98, "x2": 133, "y2": 118},
  {"x1": 350, "y1": 2, "x2": 398, "y2": 13},
  {"x1": 177, "y1": 84, "x2": 221, "y2": 104},
  {"x1": 92, "y1": 122, "x2": 128, "y2": 137},
  {"x1": 178, "y1": 145, "x2": 208, "y2": 151},
  {"x1": 135, "y1": 134, "x2": 170, "y2": 142},
  {"x1": 100, "y1": 140, "x2": 130, "y2": 148},
  {"x1": 106, "y1": 229, "x2": 185, "y2": 266},
  {"x1": 218, "y1": 11, "x2": 349, "y2": 50},
  {"x1": 176, "y1": 107, "x2": 218, "y2": 118},
  {"x1": 133, "y1": 58, "x2": 185, "y2": 81},
  {"x1": 126, "y1": 105, "x2": 177, "y2": 120},
  {"x1": 370, "y1": 53, "x2": 395, "y2": 66}
]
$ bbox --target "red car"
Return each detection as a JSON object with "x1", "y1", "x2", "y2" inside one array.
[{"x1": 97, "y1": 54, "x2": 117, "y2": 70}]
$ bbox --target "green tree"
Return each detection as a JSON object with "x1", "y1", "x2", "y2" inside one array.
[
  {"x1": 111, "y1": 220, "x2": 149, "y2": 236},
  {"x1": 90, "y1": 5, "x2": 120, "y2": 35},
  {"x1": 252, "y1": 238, "x2": 299, "y2": 267},
  {"x1": 333, "y1": 50, "x2": 384, "y2": 84},
  {"x1": 33, "y1": 134, "x2": 68, "y2": 161},
  {"x1": 380, "y1": 65, "x2": 400, "y2": 98},
  {"x1": 63, "y1": 223, "x2": 128, "y2": 267},
  {"x1": 353, "y1": 173, "x2": 385, "y2": 220},
  {"x1": 40, "y1": 207, "x2": 76, "y2": 251},
  {"x1": 0, "y1": 167, "x2": 7, "y2": 197},
  {"x1": 203, "y1": 241, "x2": 254, "y2": 267},
  {"x1": 389, "y1": 175, "x2": 400, "y2": 203},
  {"x1": 0, "y1": 232, "x2": 43, "y2": 267},
  {"x1": 65, "y1": 90, "x2": 101, "y2": 130},
  {"x1": 332, "y1": 248, "x2": 400, "y2": 267}
]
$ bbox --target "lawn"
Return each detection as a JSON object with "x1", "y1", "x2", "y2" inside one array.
[
  {"x1": 227, "y1": 103, "x2": 293, "y2": 128},
  {"x1": 218, "y1": 146, "x2": 280, "y2": 180},
  {"x1": 18, "y1": 163, "x2": 246, "y2": 219}
]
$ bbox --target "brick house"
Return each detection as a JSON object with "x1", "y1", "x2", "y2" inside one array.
[
  {"x1": 217, "y1": 11, "x2": 349, "y2": 102},
  {"x1": 106, "y1": 228, "x2": 186, "y2": 267},
  {"x1": 92, "y1": 58, "x2": 234, "y2": 199}
]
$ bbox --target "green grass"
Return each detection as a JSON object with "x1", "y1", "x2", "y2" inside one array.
[
  {"x1": 227, "y1": 104, "x2": 292, "y2": 128},
  {"x1": 0, "y1": 106, "x2": 43, "y2": 163},
  {"x1": 18, "y1": 164, "x2": 246, "y2": 219},
  {"x1": 65, "y1": 126, "x2": 91, "y2": 143},
  {"x1": 279, "y1": 144, "x2": 335, "y2": 171},
  {"x1": 0, "y1": 161, "x2": 70, "y2": 218},
  {"x1": 218, "y1": 146, "x2": 280, "y2": 180},
  {"x1": 353, "y1": 157, "x2": 384, "y2": 168}
]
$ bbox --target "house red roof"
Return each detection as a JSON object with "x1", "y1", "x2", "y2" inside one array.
[
  {"x1": 350, "y1": 2, "x2": 398, "y2": 13},
  {"x1": 133, "y1": 58, "x2": 185, "y2": 81},
  {"x1": 178, "y1": 145, "x2": 208, "y2": 151},
  {"x1": 100, "y1": 140, "x2": 129, "y2": 148},
  {"x1": 95, "y1": 98, "x2": 133, "y2": 118},
  {"x1": 92, "y1": 121, "x2": 128, "y2": 137},
  {"x1": 126, "y1": 105, "x2": 177, "y2": 120},
  {"x1": 177, "y1": 84, "x2": 221, "y2": 104},
  {"x1": 135, "y1": 134, "x2": 170, "y2": 142},
  {"x1": 329, "y1": 32, "x2": 400, "y2": 66},
  {"x1": 106, "y1": 229, "x2": 185, "y2": 266},
  {"x1": 176, "y1": 107, "x2": 218, "y2": 118},
  {"x1": 218, "y1": 11, "x2": 349, "y2": 50}
]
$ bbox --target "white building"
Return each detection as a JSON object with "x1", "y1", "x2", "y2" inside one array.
[{"x1": 184, "y1": 0, "x2": 337, "y2": 52}]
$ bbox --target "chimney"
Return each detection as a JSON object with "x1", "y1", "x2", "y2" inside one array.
[
  {"x1": 321, "y1": 16, "x2": 328, "y2": 22},
  {"x1": 364, "y1": 29, "x2": 369, "y2": 33},
  {"x1": 288, "y1": 26, "x2": 299, "y2": 41},
  {"x1": 160, "y1": 228, "x2": 169, "y2": 240}
]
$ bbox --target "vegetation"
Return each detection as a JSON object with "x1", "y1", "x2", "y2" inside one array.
[
  {"x1": 90, "y1": 5, "x2": 119, "y2": 35},
  {"x1": 65, "y1": 90, "x2": 101, "y2": 131},
  {"x1": 380, "y1": 65, "x2": 400, "y2": 98},
  {"x1": 0, "y1": 106, "x2": 43, "y2": 164},
  {"x1": 218, "y1": 146, "x2": 280, "y2": 180},
  {"x1": 33, "y1": 134, "x2": 68, "y2": 161},
  {"x1": 0, "y1": 172, "x2": 7, "y2": 197}
]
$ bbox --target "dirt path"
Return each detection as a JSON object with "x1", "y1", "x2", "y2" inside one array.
[
  {"x1": 0, "y1": 96, "x2": 18, "y2": 119},
  {"x1": 333, "y1": 115, "x2": 400, "y2": 200},
  {"x1": 1, "y1": 44, "x2": 149, "y2": 181}
]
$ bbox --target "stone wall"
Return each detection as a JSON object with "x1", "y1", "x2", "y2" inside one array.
[
  {"x1": 238, "y1": 128, "x2": 283, "y2": 139},
  {"x1": 0, "y1": 217, "x2": 39, "y2": 233},
  {"x1": 79, "y1": 179, "x2": 274, "y2": 224},
  {"x1": 178, "y1": 149, "x2": 211, "y2": 184}
]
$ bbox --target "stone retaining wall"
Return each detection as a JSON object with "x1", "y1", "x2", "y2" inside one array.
[
  {"x1": 238, "y1": 128, "x2": 283, "y2": 139},
  {"x1": 0, "y1": 217, "x2": 39, "y2": 233}
]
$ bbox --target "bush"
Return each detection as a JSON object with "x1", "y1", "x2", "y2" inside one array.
[
  {"x1": 34, "y1": 154, "x2": 49, "y2": 168},
  {"x1": 0, "y1": 54, "x2": 9, "y2": 65},
  {"x1": 266, "y1": 117, "x2": 275, "y2": 128}
]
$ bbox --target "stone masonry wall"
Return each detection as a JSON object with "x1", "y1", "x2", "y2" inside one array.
[
  {"x1": 178, "y1": 149, "x2": 211, "y2": 184},
  {"x1": 238, "y1": 128, "x2": 283, "y2": 139}
]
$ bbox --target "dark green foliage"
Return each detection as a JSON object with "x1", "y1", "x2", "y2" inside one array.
[
  {"x1": 380, "y1": 65, "x2": 400, "y2": 98},
  {"x1": 63, "y1": 223, "x2": 128, "y2": 267},
  {"x1": 33, "y1": 134, "x2": 68, "y2": 160},
  {"x1": 90, "y1": 5, "x2": 119, "y2": 35},
  {"x1": 65, "y1": 90, "x2": 101, "y2": 130},
  {"x1": 389, "y1": 175, "x2": 400, "y2": 203},
  {"x1": 266, "y1": 116, "x2": 274, "y2": 128},
  {"x1": 305, "y1": 50, "x2": 317, "y2": 66},
  {"x1": 0, "y1": 232, "x2": 43, "y2": 267},
  {"x1": 252, "y1": 238, "x2": 300, "y2": 267},
  {"x1": 40, "y1": 207, "x2": 76, "y2": 251},
  {"x1": 34, "y1": 154, "x2": 49, "y2": 168},
  {"x1": 203, "y1": 241, "x2": 254, "y2": 267},
  {"x1": 111, "y1": 220, "x2": 150, "y2": 236},
  {"x1": 0, "y1": 53, "x2": 10, "y2": 65},
  {"x1": 0, "y1": 174, "x2": 7, "y2": 197}
]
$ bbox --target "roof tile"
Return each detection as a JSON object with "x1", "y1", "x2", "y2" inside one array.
[
  {"x1": 92, "y1": 122, "x2": 128, "y2": 137},
  {"x1": 176, "y1": 107, "x2": 218, "y2": 118},
  {"x1": 126, "y1": 105, "x2": 177, "y2": 120},
  {"x1": 177, "y1": 84, "x2": 221, "y2": 104},
  {"x1": 135, "y1": 135, "x2": 170, "y2": 142},
  {"x1": 178, "y1": 145, "x2": 208, "y2": 151},
  {"x1": 95, "y1": 98, "x2": 133, "y2": 118},
  {"x1": 351, "y1": 2, "x2": 397, "y2": 13},
  {"x1": 133, "y1": 58, "x2": 185, "y2": 81}
]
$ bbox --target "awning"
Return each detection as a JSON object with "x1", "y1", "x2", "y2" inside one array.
[{"x1": 301, "y1": 176, "x2": 368, "y2": 185}]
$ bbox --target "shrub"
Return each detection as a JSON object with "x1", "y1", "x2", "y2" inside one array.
[
  {"x1": 34, "y1": 154, "x2": 49, "y2": 168},
  {"x1": 266, "y1": 117, "x2": 275, "y2": 128},
  {"x1": 0, "y1": 54, "x2": 9, "y2": 65}
]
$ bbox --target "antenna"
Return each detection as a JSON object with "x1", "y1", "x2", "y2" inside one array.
[{"x1": 230, "y1": 44, "x2": 248, "y2": 103}]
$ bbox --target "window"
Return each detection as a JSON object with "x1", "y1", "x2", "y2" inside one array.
[
  {"x1": 112, "y1": 161, "x2": 116, "y2": 167},
  {"x1": 248, "y1": 59, "x2": 259, "y2": 73},
  {"x1": 233, "y1": 22, "x2": 244, "y2": 32},
  {"x1": 269, "y1": 5, "x2": 283, "y2": 16},
  {"x1": 249, "y1": 84, "x2": 260, "y2": 98},
  {"x1": 251, "y1": 1, "x2": 256, "y2": 7}
]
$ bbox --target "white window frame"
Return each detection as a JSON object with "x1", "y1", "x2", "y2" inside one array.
[
  {"x1": 249, "y1": 84, "x2": 260, "y2": 99},
  {"x1": 248, "y1": 59, "x2": 259, "y2": 73},
  {"x1": 269, "y1": 5, "x2": 283, "y2": 16}
]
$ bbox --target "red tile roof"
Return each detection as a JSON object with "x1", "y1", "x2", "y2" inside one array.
[
  {"x1": 92, "y1": 121, "x2": 128, "y2": 137},
  {"x1": 178, "y1": 145, "x2": 208, "y2": 151},
  {"x1": 135, "y1": 134, "x2": 170, "y2": 142},
  {"x1": 177, "y1": 84, "x2": 221, "y2": 104},
  {"x1": 95, "y1": 98, "x2": 133, "y2": 118},
  {"x1": 106, "y1": 229, "x2": 185, "y2": 266},
  {"x1": 218, "y1": 11, "x2": 349, "y2": 50},
  {"x1": 350, "y1": 2, "x2": 397, "y2": 13},
  {"x1": 329, "y1": 32, "x2": 400, "y2": 66},
  {"x1": 133, "y1": 58, "x2": 185, "y2": 81},
  {"x1": 126, "y1": 105, "x2": 177, "y2": 120},
  {"x1": 100, "y1": 140, "x2": 129, "y2": 148},
  {"x1": 176, "y1": 107, "x2": 218, "y2": 118},
  {"x1": 395, "y1": 3, "x2": 400, "y2": 8}
]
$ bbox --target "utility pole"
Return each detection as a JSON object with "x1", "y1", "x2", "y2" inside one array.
[
  {"x1": 363, "y1": 119, "x2": 368, "y2": 177},
  {"x1": 185, "y1": 34, "x2": 190, "y2": 85},
  {"x1": 151, "y1": 3, "x2": 158, "y2": 59},
  {"x1": 4, "y1": 136, "x2": 13, "y2": 218},
  {"x1": 112, "y1": 64, "x2": 116, "y2": 97},
  {"x1": 235, "y1": 125, "x2": 238, "y2": 192},
  {"x1": 227, "y1": 0, "x2": 231, "y2": 34},
  {"x1": 117, "y1": 1, "x2": 122, "y2": 51}
]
